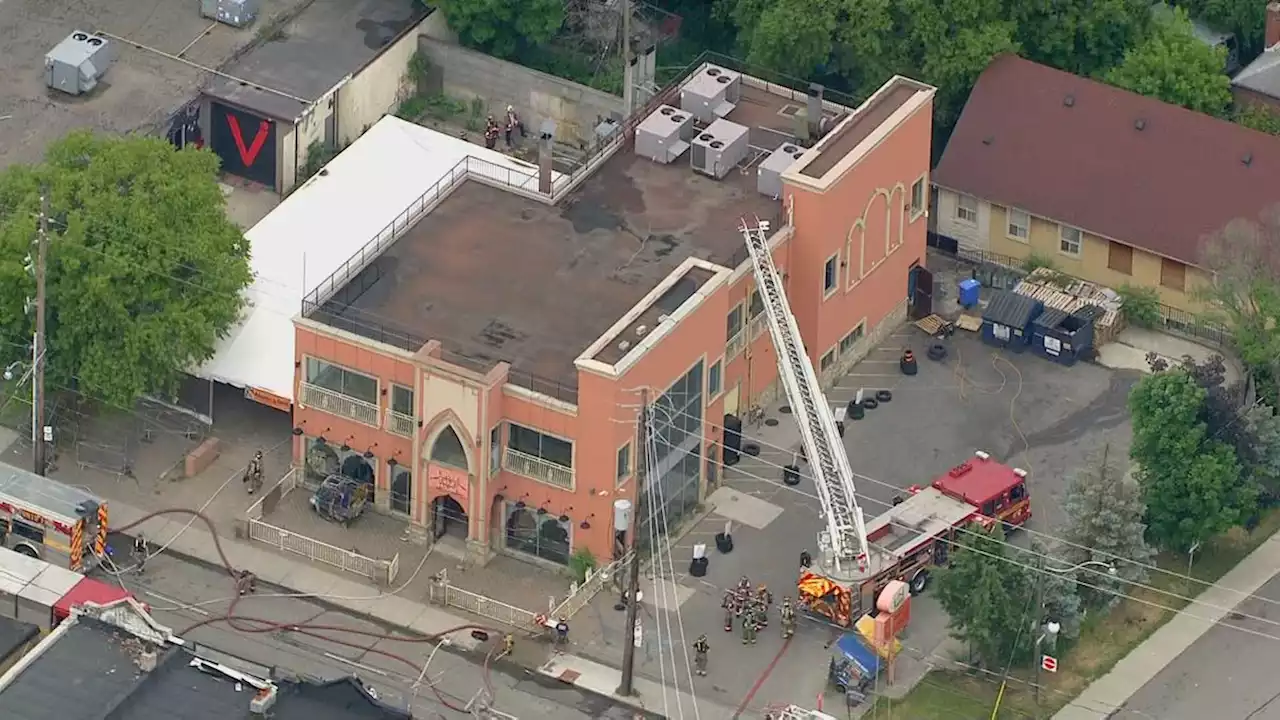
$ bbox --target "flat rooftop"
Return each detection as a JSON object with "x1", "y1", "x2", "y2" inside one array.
[
  {"x1": 0, "y1": 0, "x2": 301, "y2": 169},
  {"x1": 205, "y1": 0, "x2": 426, "y2": 121},
  {"x1": 799, "y1": 79, "x2": 927, "y2": 178},
  {"x1": 312, "y1": 81, "x2": 822, "y2": 391}
]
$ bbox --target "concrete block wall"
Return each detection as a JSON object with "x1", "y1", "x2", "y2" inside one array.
[{"x1": 415, "y1": 37, "x2": 624, "y2": 147}]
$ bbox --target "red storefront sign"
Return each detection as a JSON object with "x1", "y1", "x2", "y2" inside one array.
[{"x1": 427, "y1": 464, "x2": 469, "y2": 506}]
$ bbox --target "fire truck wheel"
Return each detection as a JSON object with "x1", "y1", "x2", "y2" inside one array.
[
  {"x1": 13, "y1": 544, "x2": 38, "y2": 559},
  {"x1": 875, "y1": 390, "x2": 893, "y2": 403},
  {"x1": 909, "y1": 569, "x2": 930, "y2": 595}
]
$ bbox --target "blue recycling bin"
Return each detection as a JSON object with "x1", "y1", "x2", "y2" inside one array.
[{"x1": 958, "y1": 278, "x2": 981, "y2": 309}]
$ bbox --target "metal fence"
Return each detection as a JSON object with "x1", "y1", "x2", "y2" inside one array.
[
  {"x1": 245, "y1": 469, "x2": 400, "y2": 585},
  {"x1": 550, "y1": 553, "x2": 629, "y2": 620},
  {"x1": 428, "y1": 578, "x2": 543, "y2": 630},
  {"x1": 1155, "y1": 303, "x2": 1232, "y2": 348}
]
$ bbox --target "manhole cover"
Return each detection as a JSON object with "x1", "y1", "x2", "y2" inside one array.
[
  {"x1": 779, "y1": 405, "x2": 792, "y2": 414},
  {"x1": 764, "y1": 418, "x2": 779, "y2": 427}
]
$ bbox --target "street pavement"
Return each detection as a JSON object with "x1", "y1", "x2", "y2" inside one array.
[
  {"x1": 572, "y1": 328, "x2": 1137, "y2": 716},
  {"x1": 107, "y1": 544, "x2": 647, "y2": 719}
]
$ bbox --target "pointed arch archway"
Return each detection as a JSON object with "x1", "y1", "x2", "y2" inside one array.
[{"x1": 421, "y1": 411, "x2": 478, "y2": 542}]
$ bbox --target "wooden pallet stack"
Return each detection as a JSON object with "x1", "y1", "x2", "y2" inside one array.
[{"x1": 1013, "y1": 268, "x2": 1124, "y2": 346}]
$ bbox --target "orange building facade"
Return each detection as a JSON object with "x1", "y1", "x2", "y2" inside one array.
[{"x1": 291, "y1": 73, "x2": 935, "y2": 569}]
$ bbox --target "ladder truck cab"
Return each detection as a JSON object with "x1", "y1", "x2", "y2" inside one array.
[
  {"x1": 798, "y1": 452, "x2": 1031, "y2": 628},
  {"x1": 0, "y1": 463, "x2": 109, "y2": 573}
]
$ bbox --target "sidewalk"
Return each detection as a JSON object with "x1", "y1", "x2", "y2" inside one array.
[
  {"x1": 539, "y1": 653, "x2": 739, "y2": 718},
  {"x1": 1054, "y1": 531, "x2": 1280, "y2": 719},
  {"x1": 106, "y1": 499, "x2": 483, "y2": 652}
]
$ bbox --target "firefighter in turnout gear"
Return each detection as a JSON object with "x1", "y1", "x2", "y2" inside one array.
[
  {"x1": 742, "y1": 606, "x2": 760, "y2": 644},
  {"x1": 780, "y1": 597, "x2": 796, "y2": 639},
  {"x1": 244, "y1": 450, "x2": 264, "y2": 494},
  {"x1": 755, "y1": 584, "x2": 773, "y2": 628},
  {"x1": 722, "y1": 590, "x2": 736, "y2": 632},
  {"x1": 693, "y1": 634, "x2": 710, "y2": 676}
]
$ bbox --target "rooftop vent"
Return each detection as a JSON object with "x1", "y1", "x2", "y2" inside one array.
[
  {"x1": 710, "y1": 140, "x2": 724, "y2": 149},
  {"x1": 618, "y1": 340, "x2": 631, "y2": 351},
  {"x1": 716, "y1": 75, "x2": 730, "y2": 84},
  {"x1": 660, "y1": 106, "x2": 675, "y2": 116},
  {"x1": 636, "y1": 325, "x2": 649, "y2": 336},
  {"x1": 698, "y1": 133, "x2": 714, "y2": 142},
  {"x1": 1063, "y1": 94, "x2": 1075, "y2": 107},
  {"x1": 1134, "y1": 118, "x2": 1145, "y2": 131},
  {"x1": 707, "y1": 67, "x2": 722, "y2": 77},
  {"x1": 1243, "y1": 152, "x2": 1254, "y2": 167}
]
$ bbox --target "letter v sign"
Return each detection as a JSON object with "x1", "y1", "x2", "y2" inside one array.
[{"x1": 226, "y1": 115, "x2": 271, "y2": 166}]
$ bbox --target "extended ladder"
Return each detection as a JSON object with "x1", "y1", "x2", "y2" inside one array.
[{"x1": 738, "y1": 216, "x2": 869, "y2": 572}]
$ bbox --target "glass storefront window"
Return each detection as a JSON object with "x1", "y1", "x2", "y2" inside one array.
[{"x1": 504, "y1": 503, "x2": 572, "y2": 565}]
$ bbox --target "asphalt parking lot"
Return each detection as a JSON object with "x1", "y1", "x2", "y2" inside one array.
[{"x1": 572, "y1": 324, "x2": 1140, "y2": 716}]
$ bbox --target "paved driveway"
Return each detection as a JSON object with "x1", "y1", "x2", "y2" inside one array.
[{"x1": 572, "y1": 327, "x2": 1138, "y2": 716}]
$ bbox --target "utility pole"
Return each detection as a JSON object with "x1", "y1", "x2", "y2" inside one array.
[
  {"x1": 1032, "y1": 553, "x2": 1045, "y2": 711},
  {"x1": 33, "y1": 189, "x2": 48, "y2": 476},
  {"x1": 617, "y1": 389, "x2": 647, "y2": 696},
  {"x1": 621, "y1": 0, "x2": 634, "y2": 116}
]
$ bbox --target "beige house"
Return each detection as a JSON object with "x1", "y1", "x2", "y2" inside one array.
[{"x1": 933, "y1": 55, "x2": 1280, "y2": 312}]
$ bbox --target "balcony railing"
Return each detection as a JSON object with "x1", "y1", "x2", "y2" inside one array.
[
  {"x1": 503, "y1": 447, "x2": 574, "y2": 490},
  {"x1": 726, "y1": 330, "x2": 746, "y2": 361},
  {"x1": 386, "y1": 409, "x2": 415, "y2": 437},
  {"x1": 299, "y1": 383, "x2": 379, "y2": 427}
]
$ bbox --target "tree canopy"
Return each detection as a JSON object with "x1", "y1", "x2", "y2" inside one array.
[
  {"x1": 935, "y1": 525, "x2": 1035, "y2": 667},
  {"x1": 0, "y1": 131, "x2": 252, "y2": 408},
  {"x1": 434, "y1": 0, "x2": 565, "y2": 58},
  {"x1": 1104, "y1": 6, "x2": 1233, "y2": 117},
  {"x1": 1130, "y1": 370, "x2": 1254, "y2": 551}
]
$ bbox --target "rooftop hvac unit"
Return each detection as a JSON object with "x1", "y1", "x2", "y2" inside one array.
[
  {"x1": 757, "y1": 143, "x2": 805, "y2": 198},
  {"x1": 690, "y1": 119, "x2": 749, "y2": 180},
  {"x1": 635, "y1": 105, "x2": 695, "y2": 164},
  {"x1": 679, "y1": 64, "x2": 742, "y2": 123},
  {"x1": 45, "y1": 31, "x2": 116, "y2": 96},
  {"x1": 201, "y1": 0, "x2": 261, "y2": 28}
]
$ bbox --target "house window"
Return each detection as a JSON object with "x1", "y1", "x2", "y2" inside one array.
[
  {"x1": 507, "y1": 423, "x2": 573, "y2": 469},
  {"x1": 726, "y1": 303, "x2": 743, "y2": 341},
  {"x1": 389, "y1": 463, "x2": 412, "y2": 515},
  {"x1": 1058, "y1": 225, "x2": 1082, "y2": 256},
  {"x1": 303, "y1": 436, "x2": 375, "y2": 487},
  {"x1": 840, "y1": 322, "x2": 865, "y2": 354},
  {"x1": 708, "y1": 358, "x2": 722, "y2": 399},
  {"x1": 1108, "y1": 242, "x2": 1133, "y2": 275},
  {"x1": 390, "y1": 384, "x2": 414, "y2": 416},
  {"x1": 910, "y1": 178, "x2": 925, "y2": 217},
  {"x1": 1007, "y1": 208, "x2": 1030, "y2": 241},
  {"x1": 823, "y1": 255, "x2": 838, "y2": 294},
  {"x1": 617, "y1": 443, "x2": 631, "y2": 483},
  {"x1": 748, "y1": 290, "x2": 764, "y2": 320},
  {"x1": 820, "y1": 348, "x2": 836, "y2": 371},
  {"x1": 957, "y1": 195, "x2": 978, "y2": 224},
  {"x1": 1161, "y1": 257, "x2": 1186, "y2": 291},
  {"x1": 304, "y1": 358, "x2": 377, "y2": 405}
]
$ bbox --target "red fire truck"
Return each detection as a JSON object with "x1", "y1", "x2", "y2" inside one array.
[
  {"x1": 0, "y1": 462, "x2": 109, "y2": 573},
  {"x1": 797, "y1": 451, "x2": 1031, "y2": 627}
]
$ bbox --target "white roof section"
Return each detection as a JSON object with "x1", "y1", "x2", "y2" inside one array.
[{"x1": 196, "y1": 115, "x2": 559, "y2": 403}]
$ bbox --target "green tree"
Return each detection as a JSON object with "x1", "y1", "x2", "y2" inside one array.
[
  {"x1": 935, "y1": 526, "x2": 1034, "y2": 668},
  {"x1": 1175, "y1": 0, "x2": 1269, "y2": 56},
  {"x1": 434, "y1": 0, "x2": 564, "y2": 59},
  {"x1": 1130, "y1": 371, "x2": 1253, "y2": 551},
  {"x1": 1058, "y1": 445, "x2": 1154, "y2": 607},
  {"x1": 1008, "y1": 0, "x2": 1151, "y2": 77},
  {"x1": 0, "y1": 132, "x2": 251, "y2": 407},
  {"x1": 1199, "y1": 216, "x2": 1280, "y2": 405},
  {"x1": 1104, "y1": 6, "x2": 1232, "y2": 117}
]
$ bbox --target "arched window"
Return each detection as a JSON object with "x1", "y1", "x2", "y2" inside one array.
[{"x1": 430, "y1": 426, "x2": 468, "y2": 470}]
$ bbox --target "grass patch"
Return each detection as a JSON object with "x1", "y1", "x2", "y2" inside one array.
[
  {"x1": 871, "y1": 509, "x2": 1280, "y2": 718},
  {"x1": 0, "y1": 378, "x2": 30, "y2": 431}
]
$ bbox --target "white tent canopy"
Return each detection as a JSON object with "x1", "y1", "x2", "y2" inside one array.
[{"x1": 196, "y1": 115, "x2": 558, "y2": 406}]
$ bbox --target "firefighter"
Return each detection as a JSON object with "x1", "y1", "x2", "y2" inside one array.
[
  {"x1": 133, "y1": 534, "x2": 149, "y2": 574},
  {"x1": 742, "y1": 606, "x2": 759, "y2": 645},
  {"x1": 722, "y1": 590, "x2": 736, "y2": 632},
  {"x1": 693, "y1": 634, "x2": 709, "y2": 676},
  {"x1": 243, "y1": 450, "x2": 264, "y2": 495},
  {"x1": 780, "y1": 597, "x2": 796, "y2": 639},
  {"x1": 799, "y1": 549, "x2": 812, "y2": 568},
  {"x1": 737, "y1": 576, "x2": 752, "y2": 594},
  {"x1": 503, "y1": 633, "x2": 515, "y2": 656},
  {"x1": 236, "y1": 569, "x2": 258, "y2": 596}
]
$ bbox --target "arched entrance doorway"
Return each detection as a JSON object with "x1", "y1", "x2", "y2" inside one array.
[
  {"x1": 431, "y1": 496, "x2": 467, "y2": 539},
  {"x1": 427, "y1": 424, "x2": 472, "y2": 542}
]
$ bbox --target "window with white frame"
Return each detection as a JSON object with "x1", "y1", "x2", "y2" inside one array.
[
  {"x1": 1007, "y1": 208, "x2": 1030, "y2": 241},
  {"x1": 725, "y1": 303, "x2": 743, "y2": 341},
  {"x1": 507, "y1": 423, "x2": 573, "y2": 469},
  {"x1": 708, "y1": 358, "x2": 722, "y2": 399},
  {"x1": 1059, "y1": 225, "x2": 1082, "y2": 256},
  {"x1": 304, "y1": 358, "x2": 378, "y2": 405},
  {"x1": 839, "y1": 322, "x2": 865, "y2": 355},
  {"x1": 616, "y1": 443, "x2": 631, "y2": 484},
  {"x1": 823, "y1": 256, "x2": 838, "y2": 293},
  {"x1": 910, "y1": 179, "x2": 925, "y2": 217},
  {"x1": 957, "y1": 195, "x2": 978, "y2": 224},
  {"x1": 748, "y1": 290, "x2": 764, "y2": 321}
]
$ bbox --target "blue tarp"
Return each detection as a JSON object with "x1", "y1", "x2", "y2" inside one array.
[{"x1": 835, "y1": 632, "x2": 881, "y2": 677}]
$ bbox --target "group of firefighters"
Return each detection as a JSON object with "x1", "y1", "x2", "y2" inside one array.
[
  {"x1": 691, "y1": 576, "x2": 797, "y2": 676},
  {"x1": 483, "y1": 106, "x2": 525, "y2": 150}
]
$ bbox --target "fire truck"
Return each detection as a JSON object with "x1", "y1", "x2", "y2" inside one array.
[
  {"x1": 0, "y1": 546, "x2": 137, "y2": 630},
  {"x1": 797, "y1": 451, "x2": 1031, "y2": 627},
  {"x1": 0, "y1": 462, "x2": 109, "y2": 573},
  {"x1": 736, "y1": 216, "x2": 1032, "y2": 630}
]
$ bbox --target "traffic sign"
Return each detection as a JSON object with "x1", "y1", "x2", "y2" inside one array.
[{"x1": 1041, "y1": 654, "x2": 1058, "y2": 673}]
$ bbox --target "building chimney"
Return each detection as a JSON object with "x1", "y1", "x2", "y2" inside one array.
[
  {"x1": 1268, "y1": 2, "x2": 1280, "y2": 49},
  {"x1": 538, "y1": 119, "x2": 556, "y2": 195},
  {"x1": 807, "y1": 83, "x2": 824, "y2": 139}
]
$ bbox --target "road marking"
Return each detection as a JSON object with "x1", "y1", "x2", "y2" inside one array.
[{"x1": 143, "y1": 591, "x2": 210, "y2": 616}]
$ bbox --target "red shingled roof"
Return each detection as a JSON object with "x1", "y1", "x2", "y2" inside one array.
[{"x1": 933, "y1": 54, "x2": 1280, "y2": 268}]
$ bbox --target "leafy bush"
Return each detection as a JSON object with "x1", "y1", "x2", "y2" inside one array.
[
  {"x1": 1118, "y1": 284, "x2": 1161, "y2": 328},
  {"x1": 568, "y1": 547, "x2": 597, "y2": 584}
]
